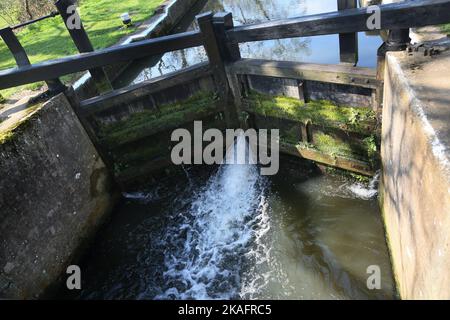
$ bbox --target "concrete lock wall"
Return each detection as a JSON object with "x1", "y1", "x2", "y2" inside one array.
[
  {"x1": 0, "y1": 94, "x2": 117, "y2": 299},
  {"x1": 381, "y1": 48, "x2": 450, "y2": 299}
]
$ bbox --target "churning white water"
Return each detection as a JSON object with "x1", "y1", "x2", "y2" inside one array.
[
  {"x1": 71, "y1": 137, "x2": 394, "y2": 300},
  {"x1": 346, "y1": 171, "x2": 380, "y2": 200},
  {"x1": 156, "y1": 135, "x2": 270, "y2": 299}
]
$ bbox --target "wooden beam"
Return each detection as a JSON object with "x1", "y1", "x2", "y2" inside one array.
[
  {"x1": 227, "y1": 0, "x2": 450, "y2": 43},
  {"x1": 229, "y1": 59, "x2": 379, "y2": 89},
  {"x1": 101, "y1": 104, "x2": 224, "y2": 149},
  {"x1": 0, "y1": 31, "x2": 203, "y2": 90},
  {"x1": 80, "y1": 62, "x2": 212, "y2": 115},
  {"x1": 338, "y1": 0, "x2": 358, "y2": 65},
  {"x1": 213, "y1": 12, "x2": 244, "y2": 125},
  {"x1": 55, "y1": 0, "x2": 112, "y2": 92},
  {"x1": 0, "y1": 27, "x2": 30, "y2": 67},
  {"x1": 197, "y1": 12, "x2": 238, "y2": 127},
  {"x1": 0, "y1": 27, "x2": 65, "y2": 93},
  {"x1": 116, "y1": 156, "x2": 173, "y2": 185},
  {"x1": 279, "y1": 142, "x2": 375, "y2": 176}
]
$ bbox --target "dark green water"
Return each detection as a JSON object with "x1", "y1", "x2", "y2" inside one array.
[
  {"x1": 69, "y1": 0, "x2": 394, "y2": 300},
  {"x1": 63, "y1": 152, "x2": 394, "y2": 300}
]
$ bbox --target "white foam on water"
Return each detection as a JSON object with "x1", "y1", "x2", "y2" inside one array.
[
  {"x1": 346, "y1": 171, "x2": 380, "y2": 200},
  {"x1": 155, "y1": 134, "x2": 270, "y2": 299}
]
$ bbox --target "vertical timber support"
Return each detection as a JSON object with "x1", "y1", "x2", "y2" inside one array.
[
  {"x1": 55, "y1": 0, "x2": 112, "y2": 93},
  {"x1": 197, "y1": 12, "x2": 239, "y2": 128},
  {"x1": 213, "y1": 12, "x2": 244, "y2": 127},
  {"x1": 0, "y1": 27, "x2": 65, "y2": 94},
  {"x1": 337, "y1": 0, "x2": 358, "y2": 66}
]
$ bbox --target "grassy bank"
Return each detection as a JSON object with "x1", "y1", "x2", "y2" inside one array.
[{"x1": 0, "y1": 0, "x2": 166, "y2": 100}]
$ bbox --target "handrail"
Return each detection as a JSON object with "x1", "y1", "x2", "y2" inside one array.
[
  {"x1": 0, "y1": 31, "x2": 203, "y2": 90},
  {"x1": 11, "y1": 12, "x2": 60, "y2": 30},
  {"x1": 227, "y1": 0, "x2": 450, "y2": 43},
  {"x1": 1, "y1": 0, "x2": 450, "y2": 91}
]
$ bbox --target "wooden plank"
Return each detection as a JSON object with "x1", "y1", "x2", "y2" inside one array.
[
  {"x1": 80, "y1": 62, "x2": 212, "y2": 115},
  {"x1": 0, "y1": 27, "x2": 30, "y2": 67},
  {"x1": 0, "y1": 27, "x2": 65, "y2": 93},
  {"x1": 338, "y1": 0, "x2": 358, "y2": 65},
  {"x1": 227, "y1": 0, "x2": 450, "y2": 43},
  {"x1": 197, "y1": 12, "x2": 238, "y2": 127},
  {"x1": 101, "y1": 104, "x2": 224, "y2": 149},
  {"x1": 55, "y1": 0, "x2": 112, "y2": 92},
  {"x1": 116, "y1": 156, "x2": 173, "y2": 185},
  {"x1": 213, "y1": 12, "x2": 241, "y2": 62},
  {"x1": 213, "y1": 12, "x2": 244, "y2": 124},
  {"x1": 0, "y1": 31, "x2": 203, "y2": 90},
  {"x1": 245, "y1": 108, "x2": 379, "y2": 139},
  {"x1": 229, "y1": 59, "x2": 379, "y2": 89},
  {"x1": 279, "y1": 142, "x2": 375, "y2": 176}
]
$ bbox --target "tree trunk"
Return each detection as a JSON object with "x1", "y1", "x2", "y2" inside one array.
[{"x1": 23, "y1": 0, "x2": 33, "y2": 20}]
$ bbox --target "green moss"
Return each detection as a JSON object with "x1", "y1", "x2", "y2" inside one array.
[
  {"x1": 323, "y1": 166, "x2": 371, "y2": 183},
  {"x1": 283, "y1": 125, "x2": 301, "y2": 144},
  {"x1": 314, "y1": 132, "x2": 354, "y2": 158},
  {"x1": 116, "y1": 144, "x2": 167, "y2": 165},
  {"x1": 0, "y1": 103, "x2": 42, "y2": 144},
  {"x1": 441, "y1": 23, "x2": 450, "y2": 35},
  {"x1": 99, "y1": 92, "x2": 218, "y2": 147},
  {"x1": 247, "y1": 92, "x2": 376, "y2": 134},
  {"x1": 0, "y1": 130, "x2": 14, "y2": 144},
  {"x1": 296, "y1": 132, "x2": 378, "y2": 163}
]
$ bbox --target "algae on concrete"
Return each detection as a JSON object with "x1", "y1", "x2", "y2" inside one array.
[{"x1": 0, "y1": 104, "x2": 42, "y2": 144}]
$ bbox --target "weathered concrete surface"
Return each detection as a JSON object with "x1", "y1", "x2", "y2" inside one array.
[
  {"x1": 381, "y1": 45, "x2": 450, "y2": 299},
  {"x1": 0, "y1": 94, "x2": 117, "y2": 299}
]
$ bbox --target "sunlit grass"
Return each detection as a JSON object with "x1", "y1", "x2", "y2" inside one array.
[
  {"x1": 0, "y1": 0, "x2": 165, "y2": 99},
  {"x1": 441, "y1": 23, "x2": 450, "y2": 34}
]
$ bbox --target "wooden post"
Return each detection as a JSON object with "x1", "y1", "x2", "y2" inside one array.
[
  {"x1": 0, "y1": 27, "x2": 65, "y2": 94},
  {"x1": 55, "y1": 0, "x2": 112, "y2": 93},
  {"x1": 298, "y1": 80, "x2": 306, "y2": 103},
  {"x1": 197, "y1": 12, "x2": 239, "y2": 127},
  {"x1": 213, "y1": 12, "x2": 243, "y2": 127},
  {"x1": 337, "y1": 0, "x2": 358, "y2": 66}
]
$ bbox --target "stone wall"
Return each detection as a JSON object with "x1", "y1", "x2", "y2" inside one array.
[
  {"x1": 0, "y1": 94, "x2": 117, "y2": 299},
  {"x1": 381, "y1": 47, "x2": 450, "y2": 299}
]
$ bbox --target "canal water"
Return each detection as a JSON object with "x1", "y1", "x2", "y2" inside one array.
[
  {"x1": 64, "y1": 136, "x2": 394, "y2": 300},
  {"x1": 67, "y1": 0, "x2": 394, "y2": 300},
  {"x1": 115, "y1": 0, "x2": 383, "y2": 87}
]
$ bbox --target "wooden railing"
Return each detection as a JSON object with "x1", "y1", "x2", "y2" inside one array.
[{"x1": 0, "y1": 0, "x2": 449, "y2": 92}]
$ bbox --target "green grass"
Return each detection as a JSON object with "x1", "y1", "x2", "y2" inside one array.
[
  {"x1": 0, "y1": 0, "x2": 165, "y2": 99},
  {"x1": 247, "y1": 91, "x2": 377, "y2": 134},
  {"x1": 441, "y1": 23, "x2": 450, "y2": 34}
]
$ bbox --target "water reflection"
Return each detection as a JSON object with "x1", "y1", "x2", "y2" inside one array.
[{"x1": 115, "y1": 0, "x2": 382, "y2": 87}]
